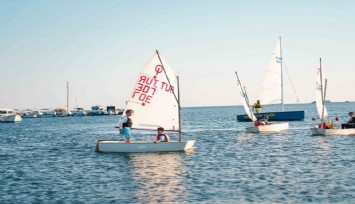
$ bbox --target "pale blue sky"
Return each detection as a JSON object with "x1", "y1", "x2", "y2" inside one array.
[{"x1": 1, "y1": 0, "x2": 355, "y2": 109}]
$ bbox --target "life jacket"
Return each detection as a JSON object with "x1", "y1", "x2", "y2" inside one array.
[
  {"x1": 318, "y1": 122, "x2": 329, "y2": 129},
  {"x1": 156, "y1": 133, "x2": 170, "y2": 142},
  {"x1": 328, "y1": 121, "x2": 333, "y2": 129},
  {"x1": 253, "y1": 103, "x2": 261, "y2": 108},
  {"x1": 122, "y1": 116, "x2": 133, "y2": 128}
]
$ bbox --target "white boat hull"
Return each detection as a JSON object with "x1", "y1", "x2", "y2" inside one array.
[
  {"x1": 246, "y1": 123, "x2": 289, "y2": 133},
  {"x1": 310, "y1": 127, "x2": 355, "y2": 136},
  {"x1": 96, "y1": 140, "x2": 196, "y2": 153},
  {"x1": 0, "y1": 114, "x2": 22, "y2": 123}
]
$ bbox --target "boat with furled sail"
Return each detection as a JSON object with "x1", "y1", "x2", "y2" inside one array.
[{"x1": 96, "y1": 50, "x2": 195, "y2": 152}]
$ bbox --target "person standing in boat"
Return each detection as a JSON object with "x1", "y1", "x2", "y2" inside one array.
[
  {"x1": 341, "y1": 112, "x2": 355, "y2": 129},
  {"x1": 118, "y1": 109, "x2": 134, "y2": 143},
  {"x1": 253, "y1": 100, "x2": 262, "y2": 113},
  {"x1": 154, "y1": 127, "x2": 170, "y2": 143}
]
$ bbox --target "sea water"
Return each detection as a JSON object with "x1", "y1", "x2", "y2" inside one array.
[{"x1": 1, "y1": 102, "x2": 354, "y2": 203}]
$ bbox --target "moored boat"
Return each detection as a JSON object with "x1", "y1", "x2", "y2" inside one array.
[
  {"x1": 0, "y1": 108, "x2": 22, "y2": 123},
  {"x1": 72, "y1": 107, "x2": 87, "y2": 116},
  {"x1": 21, "y1": 109, "x2": 43, "y2": 118}
]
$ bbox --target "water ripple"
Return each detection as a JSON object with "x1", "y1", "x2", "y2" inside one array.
[{"x1": 1, "y1": 103, "x2": 355, "y2": 203}]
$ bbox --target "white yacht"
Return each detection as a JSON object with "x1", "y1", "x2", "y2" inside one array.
[
  {"x1": 90, "y1": 105, "x2": 108, "y2": 116},
  {"x1": 21, "y1": 109, "x2": 43, "y2": 118},
  {"x1": 72, "y1": 107, "x2": 86, "y2": 116},
  {"x1": 54, "y1": 108, "x2": 72, "y2": 117},
  {"x1": 40, "y1": 109, "x2": 57, "y2": 117},
  {"x1": 0, "y1": 108, "x2": 22, "y2": 123}
]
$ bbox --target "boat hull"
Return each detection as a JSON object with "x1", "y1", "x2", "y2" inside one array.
[
  {"x1": 246, "y1": 122, "x2": 289, "y2": 133},
  {"x1": 96, "y1": 140, "x2": 196, "y2": 153},
  {"x1": 237, "y1": 110, "x2": 305, "y2": 122},
  {"x1": 310, "y1": 127, "x2": 355, "y2": 136},
  {"x1": 0, "y1": 114, "x2": 22, "y2": 123}
]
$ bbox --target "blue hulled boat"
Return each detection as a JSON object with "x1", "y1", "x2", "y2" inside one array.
[
  {"x1": 236, "y1": 110, "x2": 305, "y2": 122},
  {"x1": 236, "y1": 37, "x2": 305, "y2": 122}
]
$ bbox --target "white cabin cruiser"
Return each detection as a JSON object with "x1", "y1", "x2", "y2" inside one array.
[
  {"x1": 54, "y1": 108, "x2": 72, "y2": 117},
  {"x1": 72, "y1": 108, "x2": 86, "y2": 116},
  {"x1": 40, "y1": 109, "x2": 56, "y2": 117},
  {"x1": 0, "y1": 108, "x2": 22, "y2": 123},
  {"x1": 21, "y1": 109, "x2": 43, "y2": 118}
]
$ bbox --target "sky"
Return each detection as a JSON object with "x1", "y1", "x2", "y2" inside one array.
[{"x1": 1, "y1": 0, "x2": 355, "y2": 110}]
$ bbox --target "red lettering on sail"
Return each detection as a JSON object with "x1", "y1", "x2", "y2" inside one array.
[
  {"x1": 139, "y1": 93, "x2": 147, "y2": 101},
  {"x1": 161, "y1": 82, "x2": 174, "y2": 93},
  {"x1": 155, "y1": 65, "x2": 163, "y2": 76},
  {"x1": 132, "y1": 72, "x2": 175, "y2": 106},
  {"x1": 135, "y1": 83, "x2": 143, "y2": 91},
  {"x1": 142, "y1": 85, "x2": 150, "y2": 93},
  {"x1": 132, "y1": 91, "x2": 140, "y2": 98},
  {"x1": 145, "y1": 95, "x2": 152, "y2": 103},
  {"x1": 151, "y1": 87, "x2": 157, "y2": 95},
  {"x1": 132, "y1": 74, "x2": 162, "y2": 105},
  {"x1": 138, "y1": 76, "x2": 147, "y2": 83}
]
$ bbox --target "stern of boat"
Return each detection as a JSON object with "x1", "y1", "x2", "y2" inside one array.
[{"x1": 310, "y1": 127, "x2": 326, "y2": 135}]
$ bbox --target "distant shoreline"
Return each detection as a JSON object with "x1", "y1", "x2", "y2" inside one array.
[{"x1": 183, "y1": 101, "x2": 354, "y2": 108}]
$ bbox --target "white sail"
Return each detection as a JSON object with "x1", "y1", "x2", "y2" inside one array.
[
  {"x1": 259, "y1": 39, "x2": 282, "y2": 105},
  {"x1": 315, "y1": 65, "x2": 328, "y2": 120},
  {"x1": 235, "y1": 72, "x2": 257, "y2": 122},
  {"x1": 122, "y1": 51, "x2": 179, "y2": 131}
]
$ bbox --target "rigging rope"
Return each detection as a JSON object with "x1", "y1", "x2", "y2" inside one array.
[{"x1": 283, "y1": 59, "x2": 301, "y2": 103}]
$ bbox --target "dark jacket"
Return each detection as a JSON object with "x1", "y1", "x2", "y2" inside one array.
[{"x1": 348, "y1": 116, "x2": 355, "y2": 124}]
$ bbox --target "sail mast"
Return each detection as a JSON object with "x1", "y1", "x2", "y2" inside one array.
[
  {"x1": 279, "y1": 36, "x2": 284, "y2": 111},
  {"x1": 235, "y1": 71, "x2": 255, "y2": 122},
  {"x1": 319, "y1": 58, "x2": 327, "y2": 124},
  {"x1": 177, "y1": 75, "x2": 182, "y2": 141},
  {"x1": 66, "y1": 81, "x2": 69, "y2": 112},
  {"x1": 156, "y1": 50, "x2": 182, "y2": 139}
]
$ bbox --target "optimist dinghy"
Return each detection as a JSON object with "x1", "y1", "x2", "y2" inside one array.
[
  {"x1": 235, "y1": 71, "x2": 289, "y2": 133},
  {"x1": 310, "y1": 58, "x2": 355, "y2": 136},
  {"x1": 96, "y1": 50, "x2": 195, "y2": 152}
]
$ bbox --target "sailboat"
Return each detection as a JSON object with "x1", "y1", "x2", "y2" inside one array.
[
  {"x1": 310, "y1": 58, "x2": 355, "y2": 136},
  {"x1": 235, "y1": 71, "x2": 289, "y2": 133},
  {"x1": 237, "y1": 37, "x2": 305, "y2": 122},
  {"x1": 54, "y1": 81, "x2": 72, "y2": 117},
  {"x1": 95, "y1": 50, "x2": 196, "y2": 152}
]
